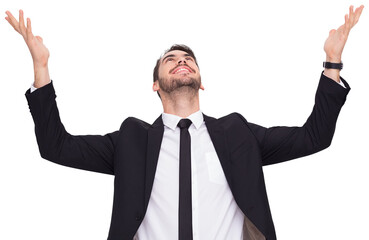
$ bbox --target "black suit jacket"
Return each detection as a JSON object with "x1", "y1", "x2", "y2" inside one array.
[{"x1": 25, "y1": 72, "x2": 350, "y2": 240}]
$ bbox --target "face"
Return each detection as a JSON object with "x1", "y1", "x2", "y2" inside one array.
[{"x1": 154, "y1": 50, "x2": 204, "y2": 95}]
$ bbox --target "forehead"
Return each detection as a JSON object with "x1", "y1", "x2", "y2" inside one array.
[{"x1": 162, "y1": 50, "x2": 190, "y2": 59}]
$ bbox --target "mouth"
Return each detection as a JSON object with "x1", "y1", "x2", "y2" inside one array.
[{"x1": 171, "y1": 66, "x2": 194, "y2": 74}]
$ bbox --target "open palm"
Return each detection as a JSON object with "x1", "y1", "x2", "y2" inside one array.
[
  {"x1": 6, "y1": 10, "x2": 49, "y2": 67},
  {"x1": 324, "y1": 5, "x2": 364, "y2": 62}
]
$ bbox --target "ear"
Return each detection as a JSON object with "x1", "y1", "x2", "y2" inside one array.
[
  {"x1": 153, "y1": 81, "x2": 160, "y2": 92},
  {"x1": 200, "y1": 83, "x2": 205, "y2": 90}
]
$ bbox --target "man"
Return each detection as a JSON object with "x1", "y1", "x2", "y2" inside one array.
[{"x1": 5, "y1": 5, "x2": 364, "y2": 240}]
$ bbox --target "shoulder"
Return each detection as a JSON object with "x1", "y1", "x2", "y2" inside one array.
[
  {"x1": 205, "y1": 112, "x2": 248, "y2": 126},
  {"x1": 119, "y1": 116, "x2": 152, "y2": 131},
  {"x1": 204, "y1": 112, "x2": 253, "y2": 137}
]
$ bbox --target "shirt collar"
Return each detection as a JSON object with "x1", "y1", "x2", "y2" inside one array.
[{"x1": 162, "y1": 110, "x2": 204, "y2": 131}]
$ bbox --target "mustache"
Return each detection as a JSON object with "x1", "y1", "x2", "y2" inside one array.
[{"x1": 169, "y1": 64, "x2": 196, "y2": 74}]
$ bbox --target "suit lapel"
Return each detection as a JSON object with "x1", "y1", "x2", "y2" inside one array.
[
  {"x1": 205, "y1": 114, "x2": 266, "y2": 240},
  {"x1": 144, "y1": 115, "x2": 164, "y2": 206},
  {"x1": 203, "y1": 114, "x2": 233, "y2": 188}
]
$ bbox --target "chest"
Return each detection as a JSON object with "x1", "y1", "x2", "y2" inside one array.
[{"x1": 157, "y1": 125, "x2": 228, "y2": 187}]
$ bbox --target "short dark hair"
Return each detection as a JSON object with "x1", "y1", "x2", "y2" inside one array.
[{"x1": 153, "y1": 44, "x2": 199, "y2": 98}]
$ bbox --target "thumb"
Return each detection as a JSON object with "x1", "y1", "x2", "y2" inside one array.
[
  {"x1": 36, "y1": 36, "x2": 43, "y2": 43},
  {"x1": 329, "y1": 29, "x2": 336, "y2": 36}
]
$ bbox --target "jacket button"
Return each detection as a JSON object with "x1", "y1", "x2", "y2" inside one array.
[{"x1": 135, "y1": 215, "x2": 142, "y2": 221}]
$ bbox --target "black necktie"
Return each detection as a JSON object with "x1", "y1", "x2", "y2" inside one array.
[{"x1": 177, "y1": 119, "x2": 193, "y2": 240}]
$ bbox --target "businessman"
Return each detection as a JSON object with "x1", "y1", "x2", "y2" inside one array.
[{"x1": 6, "y1": 5, "x2": 364, "y2": 240}]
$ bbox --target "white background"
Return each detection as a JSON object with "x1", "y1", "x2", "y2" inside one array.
[{"x1": 1, "y1": 0, "x2": 368, "y2": 239}]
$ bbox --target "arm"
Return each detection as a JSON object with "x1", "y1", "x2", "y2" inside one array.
[
  {"x1": 7, "y1": 10, "x2": 118, "y2": 174},
  {"x1": 248, "y1": 5, "x2": 364, "y2": 165},
  {"x1": 25, "y1": 82, "x2": 119, "y2": 174},
  {"x1": 247, "y1": 72, "x2": 350, "y2": 166}
]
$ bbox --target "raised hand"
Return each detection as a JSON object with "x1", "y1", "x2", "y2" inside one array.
[
  {"x1": 6, "y1": 10, "x2": 50, "y2": 67},
  {"x1": 5, "y1": 10, "x2": 50, "y2": 88},
  {"x1": 324, "y1": 5, "x2": 364, "y2": 63},
  {"x1": 323, "y1": 5, "x2": 364, "y2": 82}
]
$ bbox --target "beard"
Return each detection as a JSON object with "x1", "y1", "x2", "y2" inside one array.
[{"x1": 158, "y1": 75, "x2": 201, "y2": 94}]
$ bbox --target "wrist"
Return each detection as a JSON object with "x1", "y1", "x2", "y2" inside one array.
[
  {"x1": 326, "y1": 55, "x2": 341, "y2": 63},
  {"x1": 323, "y1": 68, "x2": 340, "y2": 83},
  {"x1": 323, "y1": 54, "x2": 342, "y2": 83},
  {"x1": 33, "y1": 65, "x2": 51, "y2": 88},
  {"x1": 33, "y1": 60, "x2": 48, "y2": 69}
]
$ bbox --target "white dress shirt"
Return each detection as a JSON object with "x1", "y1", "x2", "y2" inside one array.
[{"x1": 135, "y1": 110, "x2": 245, "y2": 240}]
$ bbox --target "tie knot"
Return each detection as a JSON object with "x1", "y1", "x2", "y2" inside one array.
[{"x1": 177, "y1": 119, "x2": 192, "y2": 129}]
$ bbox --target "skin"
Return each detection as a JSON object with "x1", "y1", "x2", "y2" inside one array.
[
  {"x1": 5, "y1": 10, "x2": 50, "y2": 88},
  {"x1": 323, "y1": 5, "x2": 365, "y2": 82},
  {"x1": 153, "y1": 50, "x2": 205, "y2": 118},
  {"x1": 5, "y1": 6, "x2": 364, "y2": 118}
]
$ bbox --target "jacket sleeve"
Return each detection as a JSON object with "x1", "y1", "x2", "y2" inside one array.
[
  {"x1": 25, "y1": 81, "x2": 119, "y2": 175},
  {"x1": 246, "y1": 72, "x2": 350, "y2": 166}
]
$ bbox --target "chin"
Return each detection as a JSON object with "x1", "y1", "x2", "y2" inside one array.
[
  {"x1": 158, "y1": 75, "x2": 201, "y2": 93},
  {"x1": 175, "y1": 77, "x2": 199, "y2": 85}
]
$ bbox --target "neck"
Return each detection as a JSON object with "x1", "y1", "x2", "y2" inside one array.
[{"x1": 160, "y1": 89, "x2": 200, "y2": 118}]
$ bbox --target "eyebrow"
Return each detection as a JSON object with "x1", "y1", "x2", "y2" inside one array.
[{"x1": 162, "y1": 53, "x2": 192, "y2": 63}]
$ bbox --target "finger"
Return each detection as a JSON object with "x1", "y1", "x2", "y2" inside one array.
[
  {"x1": 349, "y1": 5, "x2": 354, "y2": 27},
  {"x1": 353, "y1": 5, "x2": 364, "y2": 25},
  {"x1": 344, "y1": 14, "x2": 350, "y2": 33},
  {"x1": 36, "y1": 36, "x2": 43, "y2": 43},
  {"x1": 5, "y1": 11, "x2": 21, "y2": 33},
  {"x1": 5, "y1": 10, "x2": 18, "y2": 24},
  {"x1": 26, "y1": 18, "x2": 34, "y2": 40},
  {"x1": 5, "y1": 16, "x2": 11, "y2": 24},
  {"x1": 19, "y1": 9, "x2": 27, "y2": 38}
]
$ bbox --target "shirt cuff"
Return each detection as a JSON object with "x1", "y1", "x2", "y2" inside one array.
[
  {"x1": 29, "y1": 80, "x2": 52, "y2": 93},
  {"x1": 30, "y1": 84, "x2": 38, "y2": 93}
]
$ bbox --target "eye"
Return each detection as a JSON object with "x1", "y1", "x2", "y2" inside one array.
[
  {"x1": 166, "y1": 57, "x2": 174, "y2": 62},
  {"x1": 185, "y1": 57, "x2": 193, "y2": 61}
]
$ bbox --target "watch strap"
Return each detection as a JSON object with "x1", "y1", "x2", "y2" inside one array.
[{"x1": 323, "y1": 62, "x2": 343, "y2": 70}]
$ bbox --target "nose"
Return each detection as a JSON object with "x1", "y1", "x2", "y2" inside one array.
[{"x1": 178, "y1": 58, "x2": 186, "y2": 65}]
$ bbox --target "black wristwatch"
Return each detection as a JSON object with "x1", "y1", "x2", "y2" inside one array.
[{"x1": 323, "y1": 62, "x2": 343, "y2": 70}]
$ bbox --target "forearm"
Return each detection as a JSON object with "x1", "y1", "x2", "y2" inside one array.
[
  {"x1": 33, "y1": 63, "x2": 51, "y2": 88},
  {"x1": 323, "y1": 56, "x2": 341, "y2": 83}
]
